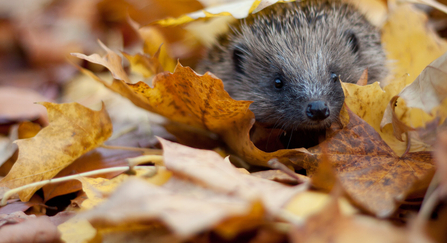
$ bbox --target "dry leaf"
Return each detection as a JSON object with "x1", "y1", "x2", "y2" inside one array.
[
  {"x1": 0, "y1": 102, "x2": 112, "y2": 202},
  {"x1": 382, "y1": 2, "x2": 447, "y2": 86},
  {"x1": 342, "y1": 78, "x2": 407, "y2": 155},
  {"x1": 290, "y1": 196, "x2": 410, "y2": 243},
  {"x1": 0, "y1": 87, "x2": 49, "y2": 125},
  {"x1": 298, "y1": 107, "x2": 434, "y2": 217},
  {"x1": 80, "y1": 178, "x2": 262, "y2": 238},
  {"x1": 154, "y1": 0, "x2": 266, "y2": 26},
  {"x1": 78, "y1": 167, "x2": 172, "y2": 210},
  {"x1": 0, "y1": 215, "x2": 61, "y2": 243},
  {"x1": 285, "y1": 191, "x2": 358, "y2": 220},
  {"x1": 74, "y1": 44, "x2": 310, "y2": 167},
  {"x1": 381, "y1": 51, "x2": 447, "y2": 143},
  {"x1": 42, "y1": 148, "x2": 141, "y2": 202},
  {"x1": 159, "y1": 138, "x2": 308, "y2": 214}
]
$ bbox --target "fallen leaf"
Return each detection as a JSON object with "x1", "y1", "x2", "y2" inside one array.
[
  {"x1": 290, "y1": 196, "x2": 411, "y2": 243},
  {"x1": 0, "y1": 125, "x2": 18, "y2": 168},
  {"x1": 78, "y1": 167, "x2": 172, "y2": 210},
  {"x1": 284, "y1": 191, "x2": 358, "y2": 220},
  {"x1": 382, "y1": 2, "x2": 447, "y2": 86},
  {"x1": 0, "y1": 215, "x2": 61, "y2": 243},
  {"x1": 0, "y1": 211, "x2": 31, "y2": 226},
  {"x1": 0, "y1": 87, "x2": 49, "y2": 125},
  {"x1": 42, "y1": 148, "x2": 140, "y2": 202},
  {"x1": 435, "y1": 130, "x2": 447, "y2": 196},
  {"x1": 298, "y1": 107, "x2": 434, "y2": 217},
  {"x1": 72, "y1": 41, "x2": 132, "y2": 84},
  {"x1": 128, "y1": 21, "x2": 176, "y2": 73},
  {"x1": 154, "y1": 0, "x2": 264, "y2": 26},
  {"x1": 159, "y1": 138, "x2": 308, "y2": 214},
  {"x1": 74, "y1": 44, "x2": 310, "y2": 167},
  {"x1": 381, "y1": 51, "x2": 447, "y2": 143},
  {"x1": 81, "y1": 178, "x2": 263, "y2": 238},
  {"x1": 394, "y1": 51, "x2": 447, "y2": 114},
  {"x1": 342, "y1": 78, "x2": 407, "y2": 155},
  {"x1": 17, "y1": 121, "x2": 41, "y2": 140},
  {"x1": 0, "y1": 102, "x2": 112, "y2": 202},
  {"x1": 58, "y1": 217, "x2": 96, "y2": 243}
]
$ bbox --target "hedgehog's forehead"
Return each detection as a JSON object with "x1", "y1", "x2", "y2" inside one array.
[{"x1": 236, "y1": 26, "x2": 338, "y2": 66}]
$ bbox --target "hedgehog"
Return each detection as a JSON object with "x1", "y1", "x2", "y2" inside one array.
[{"x1": 198, "y1": 0, "x2": 388, "y2": 148}]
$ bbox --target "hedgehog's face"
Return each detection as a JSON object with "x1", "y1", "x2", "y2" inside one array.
[{"x1": 227, "y1": 27, "x2": 364, "y2": 132}]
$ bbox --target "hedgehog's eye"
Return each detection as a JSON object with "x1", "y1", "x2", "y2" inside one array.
[
  {"x1": 274, "y1": 78, "x2": 283, "y2": 89},
  {"x1": 345, "y1": 30, "x2": 359, "y2": 53},
  {"x1": 330, "y1": 72, "x2": 339, "y2": 83}
]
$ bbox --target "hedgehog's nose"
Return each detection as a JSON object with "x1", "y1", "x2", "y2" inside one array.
[{"x1": 306, "y1": 101, "x2": 330, "y2": 121}]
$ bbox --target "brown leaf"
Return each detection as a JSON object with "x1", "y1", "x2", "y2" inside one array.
[
  {"x1": 0, "y1": 87, "x2": 49, "y2": 125},
  {"x1": 0, "y1": 215, "x2": 61, "y2": 243},
  {"x1": 299, "y1": 107, "x2": 435, "y2": 216},
  {"x1": 435, "y1": 130, "x2": 447, "y2": 196},
  {"x1": 0, "y1": 102, "x2": 112, "y2": 202},
  {"x1": 310, "y1": 152, "x2": 337, "y2": 192},
  {"x1": 81, "y1": 178, "x2": 263, "y2": 238},
  {"x1": 159, "y1": 138, "x2": 308, "y2": 214},
  {"x1": 355, "y1": 69, "x2": 368, "y2": 86}
]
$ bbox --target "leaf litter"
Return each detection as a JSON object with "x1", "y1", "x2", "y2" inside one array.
[{"x1": 1, "y1": 0, "x2": 447, "y2": 242}]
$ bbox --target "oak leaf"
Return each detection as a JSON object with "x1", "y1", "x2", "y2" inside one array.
[{"x1": 0, "y1": 102, "x2": 112, "y2": 202}]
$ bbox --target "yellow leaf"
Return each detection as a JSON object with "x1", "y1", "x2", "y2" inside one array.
[
  {"x1": 285, "y1": 191, "x2": 357, "y2": 219},
  {"x1": 342, "y1": 79, "x2": 408, "y2": 155},
  {"x1": 154, "y1": 0, "x2": 263, "y2": 26},
  {"x1": 128, "y1": 20, "x2": 176, "y2": 73},
  {"x1": 0, "y1": 102, "x2": 112, "y2": 201},
  {"x1": 382, "y1": 3, "x2": 447, "y2": 85},
  {"x1": 58, "y1": 217, "x2": 97, "y2": 243},
  {"x1": 79, "y1": 167, "x2": 172, "y2": 210}
]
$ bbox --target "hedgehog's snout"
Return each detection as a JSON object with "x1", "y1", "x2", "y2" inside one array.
[{"x1": 305, "y1": 101, "x2": 330, "y2": 121}]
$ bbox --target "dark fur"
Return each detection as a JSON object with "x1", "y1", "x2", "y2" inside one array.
[{"x1": 198, "y1": 0, "x2": 387, "y2": 133}]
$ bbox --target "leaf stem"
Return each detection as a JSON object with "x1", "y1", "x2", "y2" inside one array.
[{"x1": 0, "y1": 166, "x2": 148, "y2": 206}]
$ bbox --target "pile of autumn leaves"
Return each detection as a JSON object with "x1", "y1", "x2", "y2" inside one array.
[{"x1": 1, "y1": 0, "x2": 447, "y2": 242}]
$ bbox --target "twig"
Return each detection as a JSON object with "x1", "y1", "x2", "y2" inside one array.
[
  {"x1": 0, "y1": 165, "x2": 149, "y2": 206},
  {"x1": 101, "y1": 144, "x2": 162, "y2": 155},
  {"x1": 267, "y1": 158, "x2": 309, "y2": 184}
]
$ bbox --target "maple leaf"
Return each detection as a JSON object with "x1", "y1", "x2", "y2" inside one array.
[
  {"x1": 297, "y1": 107, "x2": 434, "y2": 216},
  {"x1": 0, "y1": 102, "x2": 112, "y2": 202}
]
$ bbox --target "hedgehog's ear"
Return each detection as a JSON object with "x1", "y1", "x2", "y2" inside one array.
[
  {"x1": 344, "y1": 30, "x2": 359, "y2": 53},
  {"x1": 232, "y1": 47, "x2": 246, "y2": 74}
]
